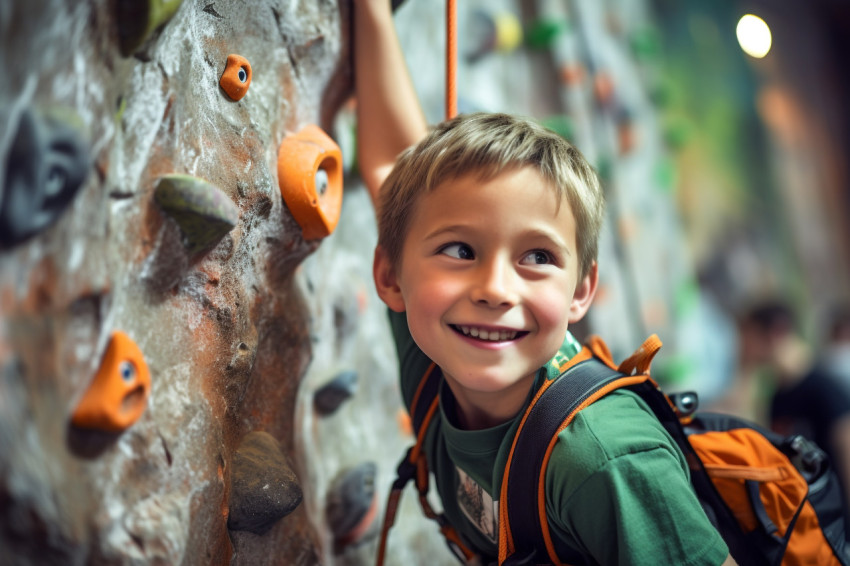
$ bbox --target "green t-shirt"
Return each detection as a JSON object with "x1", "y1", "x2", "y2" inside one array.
[{"x1": 389, "y1": 310, "x2": 728, "y2": 565}]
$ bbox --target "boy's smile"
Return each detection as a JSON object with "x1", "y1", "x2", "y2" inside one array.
[{"x1": 375, "y1": 167, "x2": 597, "y2": 429}]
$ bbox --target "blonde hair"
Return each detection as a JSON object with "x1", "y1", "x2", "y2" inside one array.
[{"x1": 377, "y1": 112, "x2": 604, "y2": 280}]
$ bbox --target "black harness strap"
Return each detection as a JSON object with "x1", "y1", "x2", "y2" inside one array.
[
  {"x1": 411, "y1": 362, "x2": 441, "y2": 434},
  {"x1": 503, "y1": 359, "x2": 635, "y2": 565}
]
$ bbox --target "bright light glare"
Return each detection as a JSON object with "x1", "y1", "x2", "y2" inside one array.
[{"x1": 736, "y1": 14, "x2": 772, "y2": 58}]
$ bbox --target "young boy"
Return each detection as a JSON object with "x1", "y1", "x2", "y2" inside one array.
[{"x1": 353, "y1": 1, "x2": 734, "y2": 564}]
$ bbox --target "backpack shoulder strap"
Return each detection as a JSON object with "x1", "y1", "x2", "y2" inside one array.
[{"x1": 498, "y1": 335, "x2": 662, "y2": 565}]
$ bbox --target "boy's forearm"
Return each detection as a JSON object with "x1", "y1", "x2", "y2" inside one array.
[{"x1": 354, "y1": 0, "x2": 428, "y2": 204}]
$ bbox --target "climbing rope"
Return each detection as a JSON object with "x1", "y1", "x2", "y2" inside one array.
[{"x1": 446, "y1": 0, "x2": 457, "y2": 119}]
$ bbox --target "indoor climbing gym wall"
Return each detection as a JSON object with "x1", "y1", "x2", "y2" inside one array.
[
  {"x1": 0, "y1": 0, "x2": 357, "y2": 563},
  {"x1": 2, "y1": 0, "x2": 736, "y2": 565}
]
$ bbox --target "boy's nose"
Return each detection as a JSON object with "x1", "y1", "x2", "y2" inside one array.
[{"x1": 470, "y1": 259, "x2": 519, "y2": 307}]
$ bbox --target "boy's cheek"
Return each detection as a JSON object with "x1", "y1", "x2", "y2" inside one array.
[{"x1": 531, "y1": 290, "x2": 571, "y2": 326}]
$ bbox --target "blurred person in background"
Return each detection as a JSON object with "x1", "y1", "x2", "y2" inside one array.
[
  {"x1": 736, "y1": 299, "x2": 850, "y2": 529},
  {"x1": 823, "y1": 305, "x2": 850, "y2": 387}
]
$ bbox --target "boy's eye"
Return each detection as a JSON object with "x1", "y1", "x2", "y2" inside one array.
[
  {"x1": 440, "y1": 243, "x2": 475, "y2": 260},
  {"x1": 521, "y1": 250, "x2": 553, "y2": 265}
]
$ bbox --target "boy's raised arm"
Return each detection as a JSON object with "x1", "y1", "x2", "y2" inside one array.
[{"x1": 354, "y1": 0, "x2": 429, "y2": 205}]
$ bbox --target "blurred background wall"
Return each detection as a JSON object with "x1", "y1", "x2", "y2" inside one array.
[{"x1": 376, "y1": 0, "x2": 850, "y2": 406}]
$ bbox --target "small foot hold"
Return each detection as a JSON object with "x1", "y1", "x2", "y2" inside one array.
[{"x1": 71, "y1": 331, "x2": 151, "y2": 433}]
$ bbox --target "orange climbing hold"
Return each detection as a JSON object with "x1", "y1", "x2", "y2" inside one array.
[
  {"x1": 593, "y1": 72, "x2": 615, "y2": 106},
  {"x1": 559, "y1": 63, "x2": 586, "y2": 86},
  {"x1": 277, "y1": 125, "x2": 343, "y2": 240},
  {"x1": 71, "y1": 331, "x2": 151, "y2": 432},
  {"x1": 220, "y1": 54, "x2": 252, "y2": 101}
]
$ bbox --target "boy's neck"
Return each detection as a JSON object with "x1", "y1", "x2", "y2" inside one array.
[{"x1": 443, "y1": 371, "x2": 537, "y2": 430}]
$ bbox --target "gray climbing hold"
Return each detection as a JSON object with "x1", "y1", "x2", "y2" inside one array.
[
  {"x1": 313, "y1": 370, "x2": 358, "y2": 416},
  {"x1": 326, "y1": 462, "x2": 379, "y2": 552},
  {"x1": 154, "y1": 174, "x2": 239, "y2": 256},
  {"x1": 0, "y1": 107, "x2": 90, "y2": 247},
  {"x1": 228, "y1": 431, "x2": 303, "y2": 535},
  {"x1": 116, "y1": 0, "x2": 184, "y2": 56}
]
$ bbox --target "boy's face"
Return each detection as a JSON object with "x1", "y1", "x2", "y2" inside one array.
[{"x1": 375, "y1": 167, "x2": 597, "y2": 422}]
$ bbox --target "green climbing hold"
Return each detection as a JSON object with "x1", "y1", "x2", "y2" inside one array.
[
  {"x1": 654, "y1": 355, "x2": 695, "y2": 387},
  {"x1": 649, "y1": 79, "x2": 675, "y2": 109},
  {"x1": 674, "y1": 279, "x2": 700, "y2": 316},
  {"x1": 540, "y1": 115, "x2": 575, "y2": 142},
  {"x1": 525, "y1": 18, "x2": 568, "y2": 50},
  {"x1": 663, "y1": 118, "x2": 693, "y2": 151},
  {"x1": 595, "y1": 156, "x2": 613, "y2": 185},
  {"x1": 630, "y1": 27, "x2": 662, "y2": 62},
  {"x1": 117, "y1": 0, "x2": 183, "y2": 56},
  {"x1": 654, "y1": 158, "x2": 678, "y2": 194},
  {"x1": 154, "y1": 174, "x2": 239, "y2": 256}
]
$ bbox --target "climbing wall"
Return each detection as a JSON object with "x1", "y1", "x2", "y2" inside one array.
[
  {"x1": 0, "y1": 0, "x2": 354, "y2": 563},
  {"x1": 1, "y1": 0, "x2": 738, "y2": 565}
]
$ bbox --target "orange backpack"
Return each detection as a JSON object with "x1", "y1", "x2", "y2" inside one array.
[{"x1": 377, "y1": 335, "x2": 850, "y2": 565}]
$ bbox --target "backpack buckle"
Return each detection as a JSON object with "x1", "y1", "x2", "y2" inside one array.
[
  {"x1": 668, "y1": 391, "x2": 699, "y2": 419},
  {"x1": 783, "y1": 435, "x2": 828, "y2": 481}
]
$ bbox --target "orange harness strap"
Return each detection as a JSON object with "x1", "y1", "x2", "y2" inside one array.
[{"x1": 376, "y1": 372, "x2": 476, "y2": 565}]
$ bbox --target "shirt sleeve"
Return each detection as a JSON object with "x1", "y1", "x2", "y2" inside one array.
[
  {"x1": 387, "y1": 309, "x2": 434, "y2": 410},
  {"x1": 544, "y1": 391, "x2": 729, "y2": 566}
]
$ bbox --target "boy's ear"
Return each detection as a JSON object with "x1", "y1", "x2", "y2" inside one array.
[
  {"x1": 373, "y1": 245, "x2": 406, "y2": 312},
  {"x1": 568, "y1": 261, "x2": 599, "y2": 323}
]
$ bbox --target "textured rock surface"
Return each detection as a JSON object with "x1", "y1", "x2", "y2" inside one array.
[{"x1": 0, "y1": 0, "x2": 351, "y2": 564}]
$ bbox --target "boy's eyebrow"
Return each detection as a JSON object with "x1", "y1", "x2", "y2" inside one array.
[{"x1": 421, "y1": 224, "x2": 468, "y2": 242}]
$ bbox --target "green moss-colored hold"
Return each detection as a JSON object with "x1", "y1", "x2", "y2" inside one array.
[
  {"x1": 154, "y1": 174, "x2": 239, "y2": 256},
  {"x1": 540, "y1": 115, "x2": 575, "y2": 142},
  {"x1": 654, "y1": 159, "x2": 678, "y2": 194},
  {"x1": 663, "y1": 118, "x2": 693, "y2": 151},
  {"x1": 117, "y1": 0, "x2": 183, "y2": 56},
  {"x1": 654, "y1": 356, "x2": 694, "y2": 387},
  {"x1": 630, "y1": 28, "x2": 662, "y2": 62},
  {"x1": 595, "y1": 156, "x2": 613, "y2": 185},
  {"x1": 525, "y1": 18, "x2": 568, "y2": 50},
  {"x1": 649, "y1": 80, "x2": 675, "y2": 109},
  {"x1": 674, "y1": 279, "x2": 700, "y2": 316}
]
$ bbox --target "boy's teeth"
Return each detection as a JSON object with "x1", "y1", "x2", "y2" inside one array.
[{"x1": 459, "y1": 326, "x2": 517, "y2": 341}]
